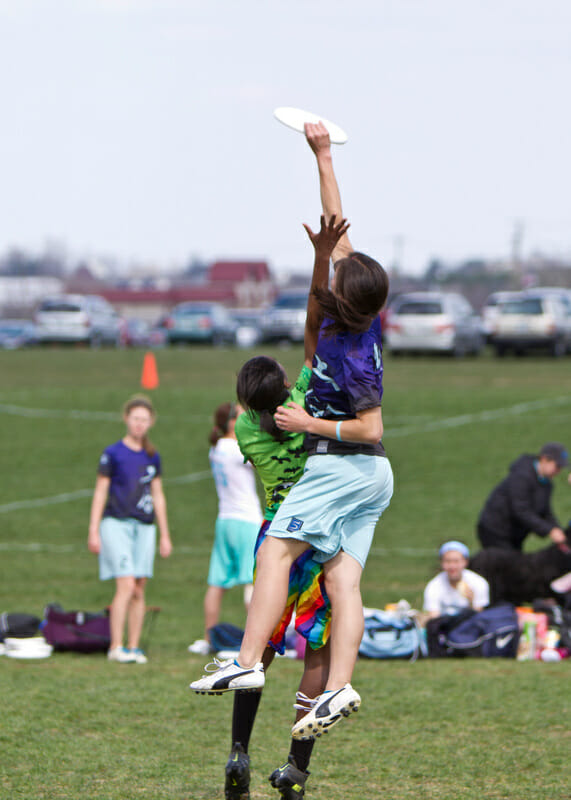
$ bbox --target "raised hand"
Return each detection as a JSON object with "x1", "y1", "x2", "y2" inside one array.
[{"x1": 303, "y1": 214, "x2": 350, "y2": 260}]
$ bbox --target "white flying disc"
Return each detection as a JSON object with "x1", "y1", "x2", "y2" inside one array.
[{"x1": 273, "y1": 107, "x2": 348, "y2": 144}]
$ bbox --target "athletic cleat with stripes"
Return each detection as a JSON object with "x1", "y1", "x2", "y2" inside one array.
[
  {"x1": 269, "y1": 755, "x2": 309, "y2": 799},
  {"x1": 291, "y1": 683, "x2": 361, "y2": 740},
  {"x1": 190, "y1": 657, "x2": 265, "y2": 694},
  {"x1": 225, "y1": 742, "x2": 250, "y2": 800}
]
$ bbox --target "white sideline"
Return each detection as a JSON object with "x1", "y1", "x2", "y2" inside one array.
[
  {"x1": 0, "y1": 403, "x2": 207, "y2": 423},
  {"x1": 0, "y1": 471, "x2": 212, "y2": 515},
  {"x1": 1, "y1": 395, "x2": 569, "y2": 516},
  {"x1": 386, "y1": 394, "x2": 571, "y2": 438}
]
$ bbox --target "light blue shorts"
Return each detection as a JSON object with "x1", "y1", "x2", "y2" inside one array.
[
  {"x1": 99, "y1": 517, "x2": 156, "y2": 581},
  {"x1": 207, "y1": 517, "x2": 258, "y2": 589},
  {"x1": 267, "y1": 454, "x2": 394, "y2": 568}
]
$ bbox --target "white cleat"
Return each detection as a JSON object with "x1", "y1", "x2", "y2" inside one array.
[
  {"x1": 190, "y1": 657, "x2": 265, "y2": 694},
  {"x1": 291, "y1": 683, "x2": 361, "y2": 740}
]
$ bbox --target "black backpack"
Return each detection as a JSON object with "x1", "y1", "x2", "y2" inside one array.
[
  {"x1": 0, "y1": 612, "x2": 41, "y2": 641},
  {"x1": 427, "y1": 603, "x2": 520, "y2": 658}
]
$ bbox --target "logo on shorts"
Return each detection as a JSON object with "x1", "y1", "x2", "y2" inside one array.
[{"x1": 287, "y1": 517, "x2": 304, "y2": 533}]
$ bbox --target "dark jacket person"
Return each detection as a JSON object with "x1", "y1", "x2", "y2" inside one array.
[{"x1": 477, "y1": 442, "x2": 568, "y2": 552}]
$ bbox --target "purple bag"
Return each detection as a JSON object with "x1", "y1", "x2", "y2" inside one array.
[{"x1": 42, "y1": 604, "x2": 110, "y2": 653}]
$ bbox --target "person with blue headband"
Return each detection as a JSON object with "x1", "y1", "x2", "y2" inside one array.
[{"x1": 423, "y1": 541, "x2": 490, "y2": 619}]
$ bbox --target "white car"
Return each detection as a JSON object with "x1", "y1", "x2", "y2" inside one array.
[
  {"x1": 489, "y1": 289, "x2": 571, "y2": 357},
  {"x1": 35, "y1": 294, "x2": 123, "y2": 347},
  {"x1": 384, "y1": 291, "x2": 484, "y2": 356},
  {"x1": 260, "y1": 292, "x2": 307, "y2": 343},
  {"x1": 481, "y1": 291, "x2": 519, "y2": 341}
]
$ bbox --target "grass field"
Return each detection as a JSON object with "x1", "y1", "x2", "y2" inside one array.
[{"x1": 1, "y1": 346, "x2": 570, "y2": 800}]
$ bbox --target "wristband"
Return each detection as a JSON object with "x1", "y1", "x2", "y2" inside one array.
[{"x1": 336, "y1": 421, "x2": 343, "y2": 441}]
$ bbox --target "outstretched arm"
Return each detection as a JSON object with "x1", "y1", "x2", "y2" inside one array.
[
  {"x1": 305, "y1": 121, "x2": 354, "y2": 262},
  {"x1": 303, "y1": 214, "x2": 350, "y2": 367}
]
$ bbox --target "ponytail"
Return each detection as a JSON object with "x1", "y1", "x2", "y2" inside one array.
[{"x1": 210, "y1": 402, "x2": 239, "y2": 446}]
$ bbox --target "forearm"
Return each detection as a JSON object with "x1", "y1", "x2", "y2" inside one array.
[
  {"x1": 153, "y1": 493, "x2": 171, "y2": 541},
  {"x1": 304, "y1": 250, "x2": 330, "y2": 363},
  {"x1": 89, "y1": 484, "x2": 108, "y2": 532},
  {"x1": 303, "y1": 411, "x2": 382, "y2": 446},
  {"x1": 315, "y1": 152, "x2": 353, "y2": 258}
]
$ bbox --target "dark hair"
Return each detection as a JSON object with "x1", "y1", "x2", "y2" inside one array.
[
  {"x1": 313, "y1": 251, "x2": 389, "y2": 336},
  {"x1": 236, "y1": 356, "x2": 290, "y2": 442},
  {"x1": 209, "y1": 401, "x2": 239, "y2": 446},
  {"x1": 123, "y1": 394, "x2": 156, "y2": 456}
]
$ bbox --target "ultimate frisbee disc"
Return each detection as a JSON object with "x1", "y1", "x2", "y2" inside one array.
[{"x1": 273, "y1": 107, "x2": 348, "y2": 144}]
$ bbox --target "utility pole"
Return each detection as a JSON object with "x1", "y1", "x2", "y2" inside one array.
[
  {"x1": 391, "y1": 234, "x2": 405, "y2": 277},
  {"x1": 511, "y1": 219, "x2": 525, "y2": 288}
]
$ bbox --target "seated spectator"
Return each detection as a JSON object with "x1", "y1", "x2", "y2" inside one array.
[{"x1": 424, "y1": 541, "x2": 490, "y2": 619}]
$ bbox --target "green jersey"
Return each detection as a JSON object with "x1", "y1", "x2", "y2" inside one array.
[{"x1": 235, "y1": 365, "x2": 311, "y2": 520}]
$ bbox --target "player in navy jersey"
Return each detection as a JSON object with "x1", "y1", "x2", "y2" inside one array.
[
  {"x1": 191, "y1": 122, "x2": 393, "y2": 746},
  {"x1": 88, "y1": 395, "x2": 172, "y2": 664}
]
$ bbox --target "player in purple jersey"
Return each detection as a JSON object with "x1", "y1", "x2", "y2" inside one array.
[
  {"x1": 191, "y1": 123, "x2": 393, "y2": 746},
  {"x1": 88, "y1": 395, "x2": 172, "y2": 664}
]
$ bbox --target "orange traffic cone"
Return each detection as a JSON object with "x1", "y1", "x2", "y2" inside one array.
[{"x1": 141, "y1": 351, "x2": 159, "y2": 390}]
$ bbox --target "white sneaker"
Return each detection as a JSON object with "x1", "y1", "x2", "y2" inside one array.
[
  {"x1": 107, "y1": 646, "x2": 135, "y2": 663},
  {"x1": 188, "y1": 638, "x2": 213, "y2": 655},
  {"x1": 129, "y1": 648, "x2": 148, "y2": 664},
  {"x1": 291, "y1": 683, "x2": 361, "y2": 740},
  {"x1": 190, "y1": 657, "x2": 265, "y2": 694}
]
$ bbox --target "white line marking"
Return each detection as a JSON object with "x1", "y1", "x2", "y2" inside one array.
[
  {"x1": 0, "y1": 404, "x2": 120, "y2": 421},
  {"x1": 2, "y1": 396, "x2": 569, "y2": 514},
  {"x1": 387, "y1": 395, "x2": 571, "y2": 438},
  {"x1": 0, "y1": 471, "x2": 212, "y2": 515},
  {"x1": 0, "y1": 403, "x2": 208, "y2": 423}
]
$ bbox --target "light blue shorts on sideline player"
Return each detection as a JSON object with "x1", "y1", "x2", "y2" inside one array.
[
  {"x1": 207, "y1": 517, "x2": 259, "y2": 589},
  {"x1": 99, "y1": 517, "x2": 156, "y2": 581},
  {"x1": 267, "y1": 453, "x2": 394, "y2": 568}
]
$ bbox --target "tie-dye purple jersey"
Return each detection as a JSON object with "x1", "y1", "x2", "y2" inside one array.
[{"x1": 305, "y1": 315, "x2": 385, "y2": 456}]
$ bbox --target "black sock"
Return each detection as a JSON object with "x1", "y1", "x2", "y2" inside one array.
[
  {"x1": 289, "y1": 738, "x2": 314, "y2": 773},
  {"x1": 231, "y1": 690, "x2": 262, "y2": 752}
]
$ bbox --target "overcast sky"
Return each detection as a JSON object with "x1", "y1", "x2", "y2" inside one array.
[{"x1": 1, "y1": 0, "x2": 570, "y2": 276}]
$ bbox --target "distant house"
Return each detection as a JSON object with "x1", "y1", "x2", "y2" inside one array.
[{"x1": 78, "y1": 260, "x2": 276, "y2": 321}]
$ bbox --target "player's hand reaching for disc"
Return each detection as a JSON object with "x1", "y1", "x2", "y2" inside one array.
[
  {"x1": 304, "y1": 120, "x2": 332, "y2": 155},
  {"x1": 303, "y1": 214, "x2": 350, "y2": 259}
]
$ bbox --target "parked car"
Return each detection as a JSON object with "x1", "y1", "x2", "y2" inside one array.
[
  {"x1": 481, "y1": 291, "x2": 518, "y2": 341},
  {"x1": 34, "y1": 294, "x2": 123, "y2": 347},
  {"x1": 123, "y1": 318, "x2": 152, "y2": 348},
  {"x1": 229, "y1": 308, "x2": 264, "y2": 348},
  {"x1": 0, "y1": 319, "x2": 38, "y2": 349},
  {"x1": 489, "y1": 289, "x2": 571, "y2": 357},
  {"x1": 163, "y1": 302, "x2": 238, "y2": 345},
  {"x1": 384, "y1": 291, "x2": 485, "y2": 356},
  {"x1": 260, "y1": 291, "x2": 307, "y2": 343}
]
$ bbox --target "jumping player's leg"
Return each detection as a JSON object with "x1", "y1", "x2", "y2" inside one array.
[
  {"x1": 322, "y1": 551, "x2": 363, "y2": 689},
  {"x1": 238, "y1": 535, "x2": 308, "y2": 667}
]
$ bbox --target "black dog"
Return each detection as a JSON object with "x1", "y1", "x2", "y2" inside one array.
[{"x1": 469, "y1": 529, "x2": 571, "y2": 608}]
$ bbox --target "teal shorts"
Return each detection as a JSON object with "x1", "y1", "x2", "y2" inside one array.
[
  {"x1": 267, "y1": 454, "x2": 394, "y2": 568},
  {"x1": 207, "y1": 517, "x2": 258, "y2": 589},
  {"x1": 99, "y1": 517, "x2": 156, "y2": 581}
]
